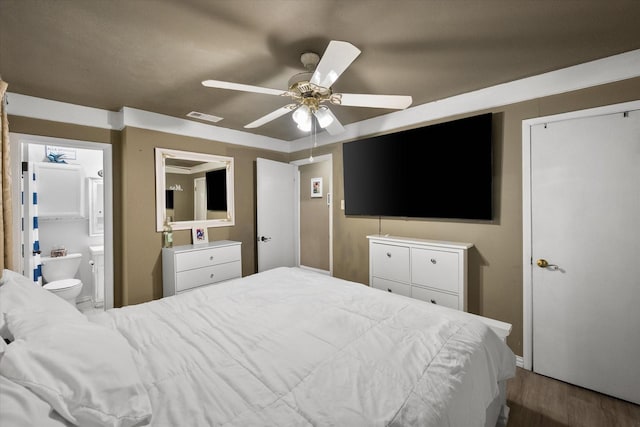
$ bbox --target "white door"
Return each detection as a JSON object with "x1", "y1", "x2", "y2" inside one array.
[
  {"x1": 256, "y1": 158, "x2": 297, "y2": 272},
  {"x1": 531, "y1": 109, "x2": 640, "y2": 404},
  {"x1": 194, "y1": 177, "x2": 206, "y2": 220}
]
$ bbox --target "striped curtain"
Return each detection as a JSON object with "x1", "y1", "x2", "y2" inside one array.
[
  {"x1": 0, "y1": 79, "x2": 13, "y2": 271},
  {"x1": 23, "y1": 162, "x2": 42, "y2": 284}
]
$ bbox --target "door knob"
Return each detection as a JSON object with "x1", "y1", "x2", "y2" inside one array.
[
  {"x1": 259, "y1": 236, "x2": 272, "y2": 242},
  {"x1": 537, "y1": 258, "x2": 559, "y2": 270}
]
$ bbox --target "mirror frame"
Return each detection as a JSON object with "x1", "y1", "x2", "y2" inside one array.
[{"x1": 155, "y1": 148, "x2": 235, "y2": 231}]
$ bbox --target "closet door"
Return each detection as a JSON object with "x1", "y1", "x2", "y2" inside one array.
[{"x1": 531, "y1": 109, "x2": 640, "y2": 404}]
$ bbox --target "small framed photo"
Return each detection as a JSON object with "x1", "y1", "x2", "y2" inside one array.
[
  {"x1": 191, "y1": 226, "x2": 208, "y2": 245},
  {"x1": 311, "y1": 177, "x2": 323, "y2": 198}
]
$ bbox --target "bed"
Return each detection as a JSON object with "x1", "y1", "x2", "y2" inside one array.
[{"x1": 0, "y1": 267, "x2": 515, "y2": 427}]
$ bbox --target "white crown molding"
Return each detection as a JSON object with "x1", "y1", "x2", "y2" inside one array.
[
  {"x1": 120, "y1": 107, "x2": 289, "y2": 152},
  {"x1": 292, "y1": 48, "x2": 640, "y2": 150},
  {"x1": 7, "y1": 48, "x2": 640, "y2": 153},
  {"x1": 6, "y1": 93, "x2": 121, "y2": 130}
]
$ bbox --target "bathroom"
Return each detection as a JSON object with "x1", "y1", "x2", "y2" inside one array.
[{"x1": 20, "y1": 140, "x2": 106, "y2": 312}]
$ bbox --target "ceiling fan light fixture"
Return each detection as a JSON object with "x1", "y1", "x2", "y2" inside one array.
[
  {"x1": 297, "y1": 117, "x2": 312, "y2": 132},
  {"x1": 292, "y1": 105, "x2": 311, "y2": 126},
  {"x1": 314, "y1": 107, "x2": 334, "y2": 128}
]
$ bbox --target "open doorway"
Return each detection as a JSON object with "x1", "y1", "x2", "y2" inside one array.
[
  {"x1": 9, "y1": 133, "x2": 114, "y2": 311},
  {"x1": 255, "y1": 155, "x2": 333, "y2": 275},
  {"x1": 292, "y1": 154, "x2": 333, "y2": 275}
]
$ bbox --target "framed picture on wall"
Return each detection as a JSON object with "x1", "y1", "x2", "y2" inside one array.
[
  {"x1": 311, "y1": 177, "x2": 323, "y2": 198},
  {"x1": 191, "y1": 226, "x2": 208, "y2": 245}
]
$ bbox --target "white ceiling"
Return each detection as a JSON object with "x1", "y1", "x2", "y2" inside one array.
[{"x1": 2, "y1": 0, "x2": 640, "y2": 141}]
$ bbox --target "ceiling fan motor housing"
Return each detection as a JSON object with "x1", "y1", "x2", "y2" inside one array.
[
  {"x1": 288, "y1": 51, "x2": 332, "y2": 112},
  {"x1": 286, "y1": 51, "x2": 332, "y2": 110},
  {"x1": 287, "y1": 71, "x2": 315, "y2": 92}
]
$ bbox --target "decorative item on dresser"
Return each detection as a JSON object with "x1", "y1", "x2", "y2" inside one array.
[
  {"x1": 368, "y1": 235, "x2": 473, "y2": 311},
  {"x1": 162, "y1": 241, "x2": 242, "y2": 297}
]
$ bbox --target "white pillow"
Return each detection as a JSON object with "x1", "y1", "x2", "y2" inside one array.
[
  {"x1": 0, "y1": 375, "x2": 72, "y2": 427},
  {"x1": 0, "y1": 269, "x2": 84, "y2": 340},
  {"x1": 0, "y1": 311, "x2": 152, "y2": 427}
]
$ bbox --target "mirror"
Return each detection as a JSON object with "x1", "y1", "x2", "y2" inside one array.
[{"x1": 155, "y1": 148, "x2": 234, "y2": 231}]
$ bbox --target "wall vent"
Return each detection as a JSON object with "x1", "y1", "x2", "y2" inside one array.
[{"x1": 186, "y1": 111, "x2": 223, "y2": 123}]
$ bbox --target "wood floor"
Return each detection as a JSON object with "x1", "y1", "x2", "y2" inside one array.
[{"x1": 506, "y1": 368, "x2": 640, "y2": 427}]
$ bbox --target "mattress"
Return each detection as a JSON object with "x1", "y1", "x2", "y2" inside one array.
[{"x1": 86, "y1": 267, "x2": 516, "y2": 426}]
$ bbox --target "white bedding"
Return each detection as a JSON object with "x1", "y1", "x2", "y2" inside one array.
[{"x1": 88, "y1": 267, "x2": 515, "y2": 427}]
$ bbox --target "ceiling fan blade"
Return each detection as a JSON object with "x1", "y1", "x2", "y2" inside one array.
[
  {"x1": 310, "y1": 41, "x2": 361, "y2": 88},
  {"x1": 202, "y1": 79, "x2": 286, "y2": 96},
  {"x1": 334, "y1": 93, "x2": 413, "y2": 109},
  {"x1": 313, "y1": 108, "x2": 345, "y2": 135},
  {"x1": 244, "y1": 105, "x2": 294, "y2": 128}
]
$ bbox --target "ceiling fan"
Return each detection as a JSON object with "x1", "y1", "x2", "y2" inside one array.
[{"x1": 202, "y1": 41, "x2": 413, "y2": 135}]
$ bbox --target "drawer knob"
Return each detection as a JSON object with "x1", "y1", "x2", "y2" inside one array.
[
  {"x1": 210, "y1": 273, "x2": 214, "y2": 278},
  {"x1": 430, "y1": 299, "x2": 436, "y2": 304},
  {"x1": 387, "y1": 288, "x2": 392, "y2": 293},
  {"x1": 430, "y1": 258, "x2": 437, "y2": 264},
  {"x1": 386, "y1": 252, "x2": 392, "y2": 258},
  {"x1": 210, "y1": 256, "x2": 214, "y2": 261}
]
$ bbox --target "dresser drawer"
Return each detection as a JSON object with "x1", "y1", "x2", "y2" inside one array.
[
  {"x1": 176, "y1": 260, "x2": 241, "y2": 293},
  {"x1": 371, "y1": 243, "x2": 410, "y2": 283},
  {"x1": 371, "y1": 277, "x2": 411, "y2": 297},
  {"x1": 411, "y1": 286, "x2": 459, "y2": 310},
  {"x1": 175, "y1": 245, "x2": 241, "y2": 272},
  {"x1": 411, "y1": 248, "x2": 458, "y2": 293}
]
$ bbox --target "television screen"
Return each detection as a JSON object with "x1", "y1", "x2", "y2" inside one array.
[
  {"x1": 165, "y1": 190, "x2": 174, "y2": 210},
  {"x1": 206, "y1": 169, "x2": 227, "y2": 211},
  {"x1": 343, "y1": 113, "x2": 492, "y2": 220}
]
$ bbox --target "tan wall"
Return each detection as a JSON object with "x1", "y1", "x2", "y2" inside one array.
[
  {"x1": 291, "y1": 77, "x2": 640, "y2": 356},
  {"x1": 10, "y1": 76, "x2": 640, "y2": 355},
  {"x1": 299, "y1": 160, "x2": 331, "y2": 270},
  {"x1": 119, "y1": 127, "x2": 288, "y2": 305}
]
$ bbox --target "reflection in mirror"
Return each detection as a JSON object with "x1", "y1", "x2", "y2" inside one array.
[{"x1": 155, "y1": 148, "x2": 234, "y2": 231}]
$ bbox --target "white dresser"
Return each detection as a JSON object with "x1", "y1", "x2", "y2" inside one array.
[
  {"x1": 162, "y1": 241, "x2": 242, "y2": 297},
  {"x1": 367, "y1": 235, "x2": 473, "y2": 311}
]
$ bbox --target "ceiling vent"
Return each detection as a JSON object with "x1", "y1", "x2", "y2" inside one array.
[{"x1": 186, "y1": 111, "x2": 223, "y2": 123}]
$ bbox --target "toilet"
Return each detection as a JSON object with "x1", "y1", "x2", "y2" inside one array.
[{"x1": 40, "y1": 253, "x2": 84, "y2": 306}]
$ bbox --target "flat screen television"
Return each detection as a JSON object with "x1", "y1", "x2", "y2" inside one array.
[
  {"x1": 206, "y1": 169, "x2": 227, "y2": 211},
  {"x1": 342, "y1": 113, "x2": 492, "y2": 220}
]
